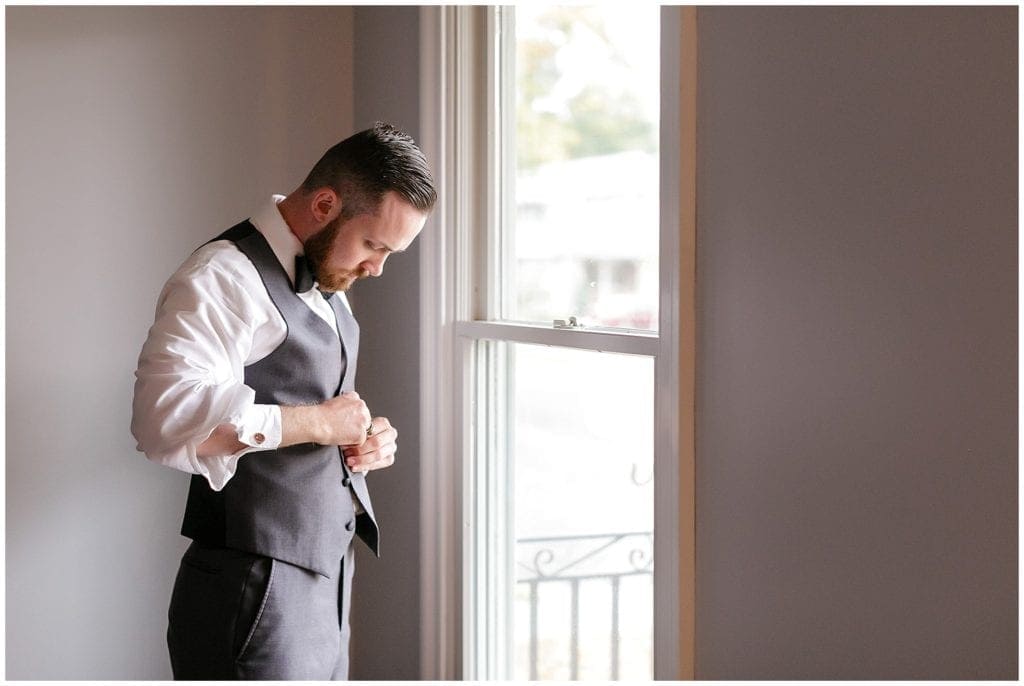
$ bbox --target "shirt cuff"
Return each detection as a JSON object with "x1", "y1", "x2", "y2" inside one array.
[
  {"x1": 230, "y1": 403, "x2": 282, "y2": 450},
  {"x1": 195, "y1": 405, "x2": 282, "y2": 492}
]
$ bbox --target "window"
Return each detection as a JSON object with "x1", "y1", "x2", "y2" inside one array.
[{"x1": 419, "y1": 5, "x2": 689, "y2": 681}]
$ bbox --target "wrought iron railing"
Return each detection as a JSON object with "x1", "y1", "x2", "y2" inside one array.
[{"x1": 516, "y1": 531, "x2": 653, "y2": 680}]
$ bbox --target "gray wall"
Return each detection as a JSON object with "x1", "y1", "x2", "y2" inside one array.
[
  {"x1": 6, "y1": 6, "x2": 354, "y2": 678},
  {"x1": 348, "y1": 6, "x2": 425, "y2": 681},
  {"x1": 695, "y1": 6, "x2": 1017, "y2": 679}
]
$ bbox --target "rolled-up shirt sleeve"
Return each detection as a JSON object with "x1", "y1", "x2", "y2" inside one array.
[{"x1": 131, "y1": 243, "x2": 283, "y2": 492}]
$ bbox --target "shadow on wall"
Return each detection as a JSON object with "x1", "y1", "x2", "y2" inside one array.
[{"x1": 6, "y1": 5, "x2": 355, "y2": 679}]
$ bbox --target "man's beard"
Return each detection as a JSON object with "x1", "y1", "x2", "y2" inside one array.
[{"x1": 303, "y1": 215, "x2": 366, "y2": 293}]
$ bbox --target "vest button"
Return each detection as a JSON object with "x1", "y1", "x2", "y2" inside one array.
[
  {"x1": 342, "y1": 476, "x2": 351, "y2": 487},
  {"x1": 345, "y1": 519, "x2": 355, "y2": 532}
]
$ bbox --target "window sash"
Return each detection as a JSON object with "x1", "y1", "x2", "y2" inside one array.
[
  {"x1": 457, "y1": 320, "x2": 658, "y2": 357},
  {"x1": 480, "y1": 5, "x2": 659, "y2": 337},
  {"x1": 417, "y1": 5, "x2": 686, "y2": 680}
]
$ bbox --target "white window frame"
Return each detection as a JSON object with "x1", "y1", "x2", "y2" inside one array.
[{"x1": 418, "y1": 5, "x2": 692, "y2": 680}]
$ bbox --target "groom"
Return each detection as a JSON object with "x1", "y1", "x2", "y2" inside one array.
[{"x1": 131, "y1": 122, "x2": 436, "y2": 679}]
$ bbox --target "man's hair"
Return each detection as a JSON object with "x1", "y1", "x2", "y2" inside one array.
[{"x1": 301, "y1": 122, "x2": 437, "y2": 220}]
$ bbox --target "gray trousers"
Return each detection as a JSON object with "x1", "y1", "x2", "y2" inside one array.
[{"x1": 167, "y1": 539, "x2": 356, "y2": 680}]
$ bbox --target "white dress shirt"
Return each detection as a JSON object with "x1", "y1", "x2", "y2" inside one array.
[{"x1": 132, "y1": 195, "x2": 353, "y2": 492}]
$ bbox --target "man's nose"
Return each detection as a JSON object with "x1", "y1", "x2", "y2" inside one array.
[{"x1": 365, "y1": 254, "x2": 388, "y2": 277}]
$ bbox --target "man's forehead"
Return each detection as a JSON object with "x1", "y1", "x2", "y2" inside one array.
[{"x1": 368, "y1": 199, "x2": 426, "y2": 251}]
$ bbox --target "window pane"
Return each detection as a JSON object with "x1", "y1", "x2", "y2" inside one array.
[
  {"x1": 510, "y1": 343, "x2": 653, "y2": 680},
  {"x1": 512, "y1": 5, "x2": 660, "y2": 331}
]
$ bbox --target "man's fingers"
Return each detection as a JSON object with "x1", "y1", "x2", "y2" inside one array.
[
  {"x1": 358, "y1": 451, "x2": 396, "y2": 473},
  {"x1": 369, "y1": 452, "x2": 396, "y2": 471},
  {"x1": 345, "y1": 440, "x2": 397, "y2": 472},
  {"x1": 345, "y1": 440, "x2": 394, "y2": 464},
  {"x1": 342, "y1": 416, "x2": 398, "y2": 470},
  {"x1": 367, "y1": 416, "x2": 393, "y2": 437},
  {"x1": 376, "y1": 416, "x2": 393, "y2": 431},
  {"x1": 343, "y1": 427, "x2": 398, "y2": 457}
]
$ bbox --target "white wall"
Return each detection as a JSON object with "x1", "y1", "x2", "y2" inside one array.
[{"x1": 6, "y1": 7, "x2": 354, "y2": 678}]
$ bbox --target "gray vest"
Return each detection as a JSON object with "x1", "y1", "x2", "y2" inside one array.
[{"x1": 180, "y1": 220, "x2": 379, "y2": 578}]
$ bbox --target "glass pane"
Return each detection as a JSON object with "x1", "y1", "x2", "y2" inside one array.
[
  {"x1": 510, "y1": 343, "x2": 653, "y2": 680},
  {"x1": 512, "y1": 5, "x2": 660, "y2": 330}
]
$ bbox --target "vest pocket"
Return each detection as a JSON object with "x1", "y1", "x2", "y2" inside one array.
[{"x1": 233, "y1": 556, "x2": 275, "y2": 662}]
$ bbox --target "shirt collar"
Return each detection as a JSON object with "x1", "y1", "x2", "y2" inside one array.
[{"x1": 250, "y1": 194, "x2": 306, "y2": 290}]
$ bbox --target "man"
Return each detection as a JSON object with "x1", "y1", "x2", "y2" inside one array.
[{"x1": 131, "y1": 122, "x2": 436, "y2": 680}]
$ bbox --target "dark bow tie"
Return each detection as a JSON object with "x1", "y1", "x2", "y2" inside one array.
[{"x1": 294, "y1": 255, "x2": 332, "y2": 300}]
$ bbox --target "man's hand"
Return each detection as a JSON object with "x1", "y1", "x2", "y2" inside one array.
[
  {"x1": 315, "y1": 392, "x2": 373, "y2": 446},
  {"x1": 342, "y1": 417, "x2": 397, "y2": 473},
  {"x1": 281, "y1": 391, "x2": 371, "y2": 448}
]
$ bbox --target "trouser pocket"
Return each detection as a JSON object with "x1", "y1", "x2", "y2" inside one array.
[
  {"x1": 166, "y1": 543, "x2": 273, "y2": 680},
  {"x1": 233, "y1": 556, "x2": 274, "y2": 661}
]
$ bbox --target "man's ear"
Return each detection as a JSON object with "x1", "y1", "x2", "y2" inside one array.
[{"x1": 310, "y1": 188, "x2": 341, "y2": 223}]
